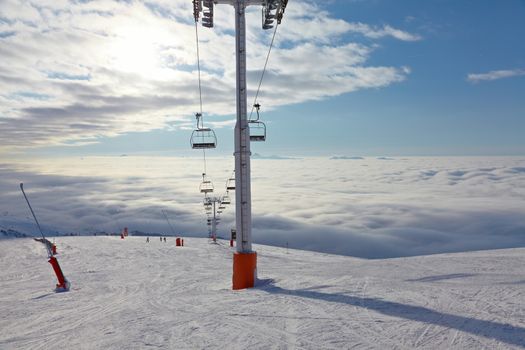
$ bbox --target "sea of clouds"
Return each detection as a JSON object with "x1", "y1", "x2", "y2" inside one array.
[{"x1": 1, "y1": 156, "x2": 524, "y2": 258}]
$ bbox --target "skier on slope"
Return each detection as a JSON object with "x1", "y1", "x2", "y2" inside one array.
[{"x1": 146, "y1": 237, "x2": 149, "y2": 243}]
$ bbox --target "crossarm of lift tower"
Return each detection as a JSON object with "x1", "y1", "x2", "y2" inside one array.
[
  {"x1": 194, "y1": 0, "x2": 288, "y2": 30},
  {"x1": 204, "y1": 0, "x2": 278, "y2": 6}
]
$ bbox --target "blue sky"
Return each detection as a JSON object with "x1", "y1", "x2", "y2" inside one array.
[
  {"x1": 0, "y1": 0, "x2": 524, "y2": 157},
  {"x1": 270, "y1": 0, "x2": 525, "y2": 156}
]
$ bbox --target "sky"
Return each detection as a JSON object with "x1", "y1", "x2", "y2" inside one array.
[
  {"x1": 0, "y1": 0, "x2": 524, "y2": 158},
  {"x1": 1, "y1": 1, "x2": 525, "y2": 258}
]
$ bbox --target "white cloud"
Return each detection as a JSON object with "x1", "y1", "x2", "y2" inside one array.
[
  {"x1": 1, "y1": 156, "x2": 524, "y2": 258},
  {"x1": 0, "y1": 0, "x2": 419, "y2": 150},
  {"x1": 467, "y1": 69, "x2": 525, "y2": 83},
  {"x1": 273, "y1": 1, "x2": 421, "y2": 43},
  {"x1": 346, "y1": 23, "x2": 422, "y2": 41}
]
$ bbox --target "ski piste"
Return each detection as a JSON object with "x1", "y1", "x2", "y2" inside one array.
[{"x1": 20, "y1": 183, "x2": 71, "y2": 292}]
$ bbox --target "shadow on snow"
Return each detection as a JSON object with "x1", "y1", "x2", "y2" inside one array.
[
  {"x1": 405, "y1": 273, "x2": 478, "y2": 283},
  {"x1": 258, "y1": 282, "x2": 525, "y2": 348}
]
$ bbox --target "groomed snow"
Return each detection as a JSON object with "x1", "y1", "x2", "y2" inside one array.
[{"x1": 1, "y1": 237, "x2": 524, "y2": 349}]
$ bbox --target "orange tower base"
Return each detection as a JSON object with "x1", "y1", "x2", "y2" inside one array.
[{"x1": 232, "y1": 251, "x2": 257, "y2": 290}]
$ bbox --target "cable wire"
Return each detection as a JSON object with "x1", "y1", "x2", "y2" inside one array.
[
  {"x1": 194, "y1": 20, "x2": 208, "y2": 175},
  {"x1": 249, "y1": 23, "x2": 280, "y2": 120},
  {"x1": 195, "y1": 22, "x2": 204, "y2": 116}
]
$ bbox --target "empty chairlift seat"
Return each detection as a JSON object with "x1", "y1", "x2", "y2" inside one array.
[
  {"x1": 191, "y1": 128, "x2": 217, "y2": 149},
  {"x1": 200, "y1": 173, "x2": 214, "y2": 194},
  {"x1": 249, "y1": 103, "x2": 266, "y2": 142},
  {"x1": 226, "y1": 176, "x2": 235, "y2": 191},
  {"x1": 200, "y1": 181, "x2": 214, "y2": 193},
  {"x1": 191, "y1": 113, "x2": 217, "y2": 149},
  {"x1": 248, "y1": 120, "x2": 266, "y2": 142},
  {"x1": 221, "y1": 194, "x2": 231, "y2": 205}
]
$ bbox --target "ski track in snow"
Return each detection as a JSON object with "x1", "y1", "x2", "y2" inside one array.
[{"x1": 0, "y1": 237, "x2": 524, "y2": 349}]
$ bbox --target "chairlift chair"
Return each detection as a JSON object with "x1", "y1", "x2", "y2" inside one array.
[
  {"x1": 221, "y1": 194, "x2": 231, "y2": 205},
  {"x1": 200, "y1": 182, "x2": 213, "y2": 193},
  {"x1": 199, "y1": 173, "x2": 214, "y2": 194},
  {"x1": 249, "y1": 103, "x2": 266, "y2": 142},
  {"x1": 226, "y1": 177, "x2": 235, "y2": 191},
  {"x1": 249, "y1": 120, "x2": 266, "y2": 142},
  {"x1": 191, "y1": 113, "x2": 217, "y2": 149},
  {"x1": 191, "y1": 128, "x2": 217, "y2": 149}
]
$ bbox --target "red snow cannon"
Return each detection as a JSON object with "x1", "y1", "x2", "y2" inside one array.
[{"x1": 48, "y1": 256, "x2": 70, "y2": 292}]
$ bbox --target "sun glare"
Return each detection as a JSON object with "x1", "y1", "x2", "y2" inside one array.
[{"x1": 108, "y1": 26, "x2": 165, "y2": 77}]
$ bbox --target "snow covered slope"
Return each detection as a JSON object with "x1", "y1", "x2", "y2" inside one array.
[{"x1": 0, "y1": 237, "x2": 524, "y2": 349}]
